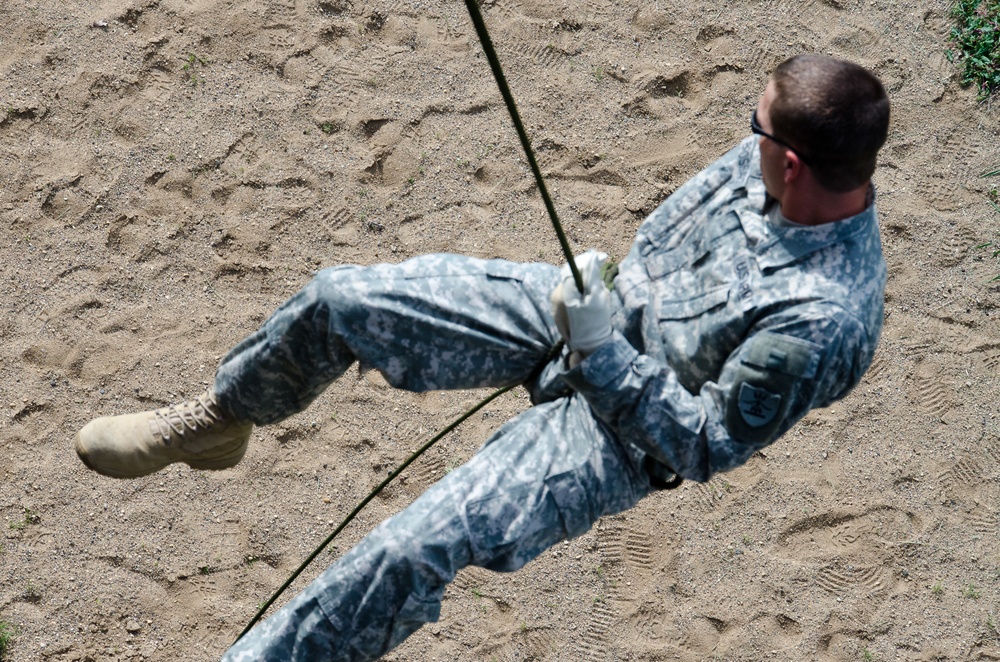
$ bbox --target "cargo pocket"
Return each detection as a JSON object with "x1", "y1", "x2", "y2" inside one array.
[
  {"x1": 464, "y1": 469, "x2": 599, "y2": 571},
  {"x1": 392, "y1": 588, "x2": 444, "y2": 643},
  {"x1": 464, "y1": 484, "x2": 550, "y2": 570},
  {"x1": 544, "y1": 469, "x2": 597, "y2": 540}
]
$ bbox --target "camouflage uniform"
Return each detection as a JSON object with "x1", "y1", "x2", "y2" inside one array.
[{"x1": 220, "y1": 136, "x2": 886, "y2": 661}]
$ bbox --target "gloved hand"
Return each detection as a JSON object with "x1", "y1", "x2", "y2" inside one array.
[{"x1": 550, "y1": 250, "x2": 612, "y2": 355}]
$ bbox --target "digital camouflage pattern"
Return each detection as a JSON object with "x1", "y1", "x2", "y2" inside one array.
[
  {"x1": 220, "y1": 135, "x2": 886, "y2": 661},
  {"x1": 214, "y1": 255, "x2": 566, "y2": 425},
  {"x1": 222, "y1": 396, "x2": 646, "y2": 661},
  {"x1": 578, "y1": 135, "x2": 886, "y2": 481}
]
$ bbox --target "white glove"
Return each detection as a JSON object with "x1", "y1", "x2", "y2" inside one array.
[{"x1": 550, "y1": 250, "x2": 612, "y2": 355}]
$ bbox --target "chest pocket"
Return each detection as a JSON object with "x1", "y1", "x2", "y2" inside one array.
[
  {"x1": 643, "y1": 213, "x2": 717, "y2": 279},
  {"x1": 655, "y1": 284, "x2": 734, "y2": 393},
  {"x1": 658, "y1": 286, "x2": 730, "y2": 320}
]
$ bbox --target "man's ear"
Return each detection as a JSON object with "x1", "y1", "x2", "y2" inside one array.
[{"x1": 782, "y1": 149, "x2": 804, "y2": 184}]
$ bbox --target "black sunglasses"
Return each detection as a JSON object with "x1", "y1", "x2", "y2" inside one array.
[{"x1": 751, "y1": 110, "x2": 813, "y2": 166}]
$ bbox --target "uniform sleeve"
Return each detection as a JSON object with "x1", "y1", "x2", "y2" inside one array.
[{"x1": 559, "y1": 306, "x2": 872, "y2": 482}]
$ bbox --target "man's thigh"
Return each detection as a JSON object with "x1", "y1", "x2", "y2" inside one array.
[
  {"x1": 456, "y1": 394, "x2": 650, "y2": 570},
  {"x1": 321, "y1": 254, "x2": 562, "y2": 391}
]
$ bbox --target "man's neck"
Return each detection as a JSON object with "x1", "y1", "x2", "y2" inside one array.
[{"x1": 779, "y1": 182, "x2": 871, "y2": 226}]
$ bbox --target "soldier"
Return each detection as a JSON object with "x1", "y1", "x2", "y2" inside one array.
[{"x1": 75, "y1": 53, "x2": 889, "y2": 660}]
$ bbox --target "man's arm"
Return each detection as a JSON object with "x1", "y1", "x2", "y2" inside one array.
[{"x1": 559, "y1": 305, "x2": 872, "y2": 482}]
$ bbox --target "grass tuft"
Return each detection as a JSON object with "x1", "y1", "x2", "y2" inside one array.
[
  {"x1": 974, "y1": 166, "x2": 1000, "y2": 280},
  {"x1": 948, "y1": 0, "x2": 1000, "y2": 99},
  {"x1": 0, "y1": 620, "x2": 17, "y2": 659}
]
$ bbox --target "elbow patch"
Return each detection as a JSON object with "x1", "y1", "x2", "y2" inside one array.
[{"x1": 725, "y1": 331, "x2": 821, "y2": 444}]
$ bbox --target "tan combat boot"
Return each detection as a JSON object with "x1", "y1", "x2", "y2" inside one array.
[{"x1": 75, "y1": 389, "x2": 253, "y2": 478}]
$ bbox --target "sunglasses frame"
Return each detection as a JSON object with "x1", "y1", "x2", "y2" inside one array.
[{"x1": 751, "y1": 110, "x2": 813, "y2": 166}]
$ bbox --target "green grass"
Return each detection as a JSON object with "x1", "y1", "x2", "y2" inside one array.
[
  {"x1": 0, "y1": 620, "x2": 17, "y2": 659},
  {"x1": 947, "y1": 0, "x2": 1000, "y2": 98},
  {"x1": 7, "y1": 508, "x2": 38, "y2": 531},
  {"x1": 181, "y1": 52, "x2": 208, "y2": 86},
  {"x1": 975, "y1": 166, "x2": 1000, "y2": 279}
]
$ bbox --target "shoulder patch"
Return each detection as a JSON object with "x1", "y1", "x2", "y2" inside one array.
[
  {"x1": 725, "y1": 331, "x2": 821, "y2": 445},
  {"x1": 737, "y1": 382, "x2": 781, "y2": 427}
]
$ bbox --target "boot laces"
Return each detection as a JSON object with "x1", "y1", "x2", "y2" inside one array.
[{"x1": 150, "y1": 391, "x2": 226, "y2": 444}]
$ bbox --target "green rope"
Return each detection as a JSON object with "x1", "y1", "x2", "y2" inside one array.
[
  {"x1": 462, "y1": 0, "x2": 582, "y2": 293},
  {"x1": 235, "y1": 382, "x2": 519, "y2": 643},
  {"x1": 235, "y1": 1, "x2": 582, "y2": 644}
]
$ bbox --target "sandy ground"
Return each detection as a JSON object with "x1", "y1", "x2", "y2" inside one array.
[{"x1": 1, "y1": 0, "x2": 999, "y2": 660}]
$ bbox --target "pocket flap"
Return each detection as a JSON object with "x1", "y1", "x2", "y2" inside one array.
[
  {"x1": 658, "y1": 287, "x2": 730, "y2": 320},
  {"x1": 742, "y1": 331, "x2": 819, "y2": 379}
]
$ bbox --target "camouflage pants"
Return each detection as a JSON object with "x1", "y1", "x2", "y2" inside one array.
[
  {"x1": 214, "y1": 254, "x2": 569, "y2": 422},
  {"x1": 217, "y1": 255, "x2": 653, "y2": 661}
]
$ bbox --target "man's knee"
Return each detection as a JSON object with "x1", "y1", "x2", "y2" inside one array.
[{"x1": 308, "y1": 265, "x2": 362, "y2": 307}]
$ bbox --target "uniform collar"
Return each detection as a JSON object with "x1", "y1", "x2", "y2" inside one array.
[
  {"x1": 754, "y1": 200, "x2": 877, "y2": 269},
  {"x1": 737, "y1": 139, "x2": 878, "y2": 269}
]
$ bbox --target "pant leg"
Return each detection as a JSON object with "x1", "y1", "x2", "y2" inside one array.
[
  {"x1": 214, "y1": 254, "x2": 562, "y2": 424},
  {"x1": 221, "y1": 395, "x2": 653, "y2": 662}
]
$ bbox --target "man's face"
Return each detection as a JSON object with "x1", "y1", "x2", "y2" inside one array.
[{"x1": 755, "y1": 80, "x2": 786, "y2": 200}]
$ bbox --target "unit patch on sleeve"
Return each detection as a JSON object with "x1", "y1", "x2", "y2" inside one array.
[
  {"x1": 725, "y1": 331, "x2": 821, "y2": 444},
  {"x1": 737, "y1": 382, "x2": 780, "y2": 427}
]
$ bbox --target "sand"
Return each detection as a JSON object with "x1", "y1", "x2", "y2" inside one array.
[{"x1": 1, "y1": 0, "x2": 999, "y2": 659}]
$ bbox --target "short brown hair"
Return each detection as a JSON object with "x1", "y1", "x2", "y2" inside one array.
[{"x1": 769, "y1": 54, "x2": 890, "y2": 192}]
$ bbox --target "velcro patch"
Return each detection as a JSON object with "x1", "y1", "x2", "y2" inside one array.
[
  {"x1": 725, "y1": 330, "x2": 821, "y2": 445},
  {"x1": 737, "y1": 382, "x2": 781, "y2": 428}
]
